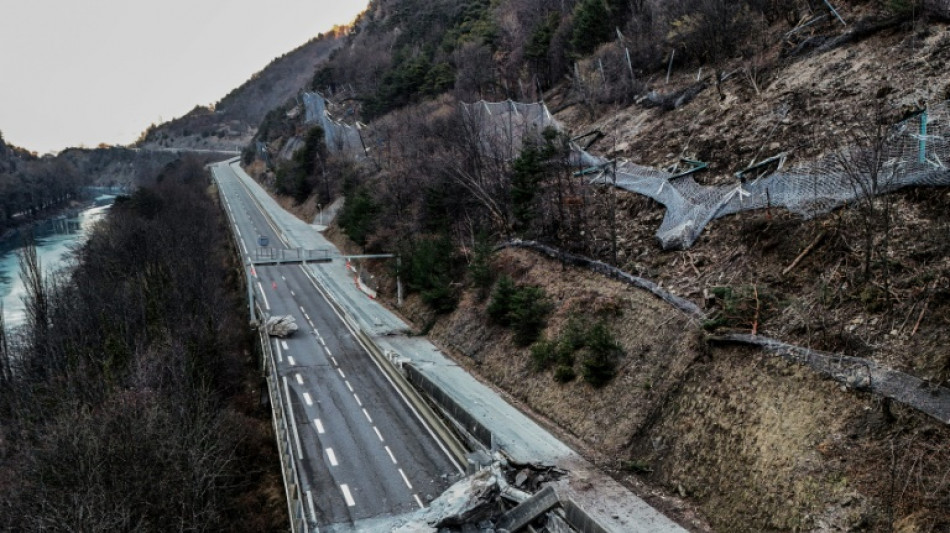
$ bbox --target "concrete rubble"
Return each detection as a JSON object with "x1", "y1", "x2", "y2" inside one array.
[
  {"x1": 392, "y1": 455, "x2": 573, "y2": 533},
  {"x1": 263, "y1": 314, "x2": 298, "y2": 337}
]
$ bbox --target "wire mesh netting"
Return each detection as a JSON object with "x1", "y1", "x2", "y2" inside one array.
[
  {"x1": 465, "y1": 99, "x2": 950, "y2": 249},
  {"x1": 460, "y1": 100, "x2": 563, "y2": 161},
  {"x1": 302, "y1": 92, "x2": 366, "y2": 160}
]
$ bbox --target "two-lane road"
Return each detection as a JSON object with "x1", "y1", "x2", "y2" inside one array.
[{"x1": 211, "y1": 161, "x2": 461, "y2": 529}]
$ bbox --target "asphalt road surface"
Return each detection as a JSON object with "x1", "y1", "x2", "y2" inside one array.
[{"x1": 211, "y1": 162, "x2": 462, "y2": 529}]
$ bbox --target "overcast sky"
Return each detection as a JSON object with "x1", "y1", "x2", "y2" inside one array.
[{"x1": 0, "y1": 0, "x2": 368, "y2": 154}]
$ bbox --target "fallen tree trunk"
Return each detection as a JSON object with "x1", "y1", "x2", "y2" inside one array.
[{"x1": 709, "y1": 333, "x2": 950, "y2": 425}]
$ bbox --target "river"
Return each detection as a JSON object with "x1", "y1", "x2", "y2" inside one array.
[{"x1": 0, "y1": 203, "x2": 112, "y2": 329}]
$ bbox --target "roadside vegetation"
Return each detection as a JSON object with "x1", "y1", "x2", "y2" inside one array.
[{"x1": 0, "y1": 157, "x2": 285, "y2": 531}]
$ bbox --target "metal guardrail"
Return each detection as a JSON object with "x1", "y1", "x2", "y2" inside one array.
[
  {"x1": 259, "y1": 323, "x2": 312, "y2": 533},
  {"x1": 211, "y1": 167, "x2": 312, "y2": 533}
]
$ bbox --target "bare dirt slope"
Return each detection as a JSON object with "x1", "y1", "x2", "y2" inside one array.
[{"x1": 554, "y1": 16, "x2": 950, "y2": 385}]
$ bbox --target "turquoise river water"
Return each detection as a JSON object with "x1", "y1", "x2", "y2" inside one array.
[{"x1": 0, "y1": 203, "x2": 112, "y2": 329}]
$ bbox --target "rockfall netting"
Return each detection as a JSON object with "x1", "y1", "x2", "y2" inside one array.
[
  {"x1": 465, "y1": 99, "x2": 950, "y2": 249},
  {"x1": 302, "y1": 92, "x2": 366, "y2": 160},
  {"x1": 459, "y1": 100, "x2": 562, "y2": 161}
]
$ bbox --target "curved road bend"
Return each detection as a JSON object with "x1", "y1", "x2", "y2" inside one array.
[{"x1": 211, "y1": 162, "x2": 462, "y2": 529}]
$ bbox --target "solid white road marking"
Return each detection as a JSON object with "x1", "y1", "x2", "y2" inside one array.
[
  {"x1": 283, "y1": 377, "x2": 303, "y2": 458},
  {"x1": 414, "y1": 494, "x2": 424, "y2": 509},
  {"x1": 303, "y1": 392, "x2": 313, "y2": 406},
  {"x1": 340, "y1": 484, "x2": 356, "y2": 507},
  {"x1": 307, "y1": 491, "x2": 318, "y2": 524},
  {"x1": 295, "y1": 374, "x2": 303, "y2": 385},
  {"x1": 362, "y1": 408, "x2": 372, "y2": 423},
  {"x1": 281, "y1": 340, "x2": 289, "y2": 350},
  {"x1": 314, "y1": 419, "x2": 324, "y2": 434},
  {"x1": 256, "y1": 282, "x2": 270, "y2": 310},
  {"x1": 398, "y1": 468, "x2": 413, "y2": 490},
  {"x1": 374, "y1": 426, "x2": 384, "y2": 442},
  {"x1": 326, "y1": 448, "x2": 338, "y2": 466},
  {"x1": 288, "y1": 356, "x2": 296, "y2": 366},
  {"x1": 385, "y1": 446, "x2": 397, "y2": 464}
]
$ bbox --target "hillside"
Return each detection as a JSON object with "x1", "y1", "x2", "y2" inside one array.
[
  {"x1": 137, "y1": 29, "x2": 344, "y2": 152},
  {"x1": 240, "y1": 0, "x2": 950, "y2": 531},
  {"x1": 0, "y1": 132, "x2": 197, "y2": 238}
]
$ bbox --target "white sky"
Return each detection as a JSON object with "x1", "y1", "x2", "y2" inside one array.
[{"x1": 0, "y1": 0, "x2": 369, "y2": 154}]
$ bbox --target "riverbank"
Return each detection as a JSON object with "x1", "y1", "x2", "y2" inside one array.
[{"x1": 0, "y1": 194, "x2": 116, "y2": 248}]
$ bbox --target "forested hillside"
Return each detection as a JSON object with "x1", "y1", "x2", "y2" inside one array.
[
  {"x1": 242, "y1": 0, "x2": 950, "y2": 530},
  {"x1": 0, "y1": 136, "x2": 181, "y2": 237}
]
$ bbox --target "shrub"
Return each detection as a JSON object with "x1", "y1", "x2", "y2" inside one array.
[
  {"x1": 529, "y1": 315, "x2": 622, "y2": 387},
  {"x1": 487, "y1": 277, "x2": 552, "y2": 346},
  {"x1": 531, "y1": 338, "x2": 558, "y2": 371},
  {"x1": 467, "y1": 233, "x2": 495, "y2": 300},
  {"x1": 509, "y1": 286, "x2": 552, "y2": 346},
  {"x1": 487, "y1": 276, "x2": 517, "y2": 325},
  {"x1": 570, "y1": 0, "x2": 613, "y2": 56},
  {"x1": 554, "y1": 365, "x2": 577, "y2": 383},
  {"x1": 580, "y1": 321, "x2": 622, "y2": 388},
  {"x1": 338, "y1": 187, "x2": 378, "y2": 245},
  {"x1": 403, "y1": 234, "x2": 460, "y2": 314}
]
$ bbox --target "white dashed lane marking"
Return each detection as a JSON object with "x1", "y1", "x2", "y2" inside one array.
[
  {"x1": 398, "y1": 468, "x2": 413, "y2": 490},
  {"x1": 340, "y1": 484, "x2": 356, "y2": 507}
]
